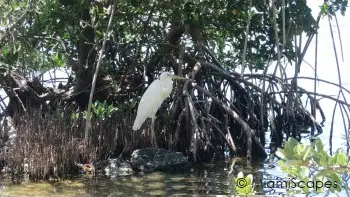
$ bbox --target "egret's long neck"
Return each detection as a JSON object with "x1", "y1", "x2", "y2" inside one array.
[{"x1": 160, "y1": 78, "x2": 173, "y2": 97}]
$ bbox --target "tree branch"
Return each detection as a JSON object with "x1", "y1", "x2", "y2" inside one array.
[{"x1": 84, "y1": 1, "x2": 116, "y2": 140}]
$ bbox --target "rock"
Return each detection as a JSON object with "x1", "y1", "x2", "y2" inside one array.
[
  {"x1": 104, "y1": 158, "x2": 134, "y2": 178},
  {"x1": 130, "y1": 148, "x2": 191, "y2": 172}
]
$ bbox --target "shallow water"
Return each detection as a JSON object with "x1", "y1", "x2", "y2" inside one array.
[
  {"x1": 0, "y1": 158, "x2": 268, "y2": 197},
  {"x1": 1, "y1": 132, "x2": 347, "y2": 197},
  {"x1": 0, "y1": 123, "x2": 348, "y2": 197}
]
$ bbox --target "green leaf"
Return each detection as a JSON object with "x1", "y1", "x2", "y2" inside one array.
[
  {"x1": 246, "y1": 174, "x2": 253, "y2": 185},
  {"x1": 284, "y1": 137, "x2": 300, "y2": 159},
  {"x1": 335, "y1": 151, "x2": 348, "y2": 166},
  {"x1": 282, "y1": 160, "x2": 306, "y2": 166},
  {"x1": 1, "y1": 46, "x2": 9, "y2": 56},
  {"x1": 315, "y1": 138, "x2": 324, "y2": 152},
  {"x1": 192, "y1": 12, "x2": 199, "y2": 21},
  {"x1": 294, "y1": 144, "x2": 306, "y2": 157},
  {"x1": 52, "y1": 53, "x2": 64, "y2": 67},
  {"x1": 326, "y1": 173, "x2": 342, "y2": 192},
  {"x1": 327, "y1": 173, "x2": 342, "y2": 184},
  {"x1": 244, "y1": 184, "x2": 253, "y2": 194},
  {"x1": 320, "y1": 2, "x2": 331, "y2": 15},
  {"x1": 302, "y1": 146, "x2": 312, "y2": 161},
  {"x1": 301, "y1": 183, "x2": 309, "y2": 193},
  {"x1": 314, "y1": 151, "x2": 330, "y2": 167},
  {"x1": 287, "y1": 137, "x2": 300, "y2": 148}
]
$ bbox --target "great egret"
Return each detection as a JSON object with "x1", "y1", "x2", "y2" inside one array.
[{"x1": 133, "y1": 72, "x2": 186, "y2": 146}]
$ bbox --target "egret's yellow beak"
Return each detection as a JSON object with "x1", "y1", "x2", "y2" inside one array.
[{"x1": 170, "y1": 75, "x2": 187, "y2": 80}]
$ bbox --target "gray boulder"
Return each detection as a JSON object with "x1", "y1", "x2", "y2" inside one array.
[
  {"x1": 130, "y1": 148, "x2": 191, "y2": 172},
  {"x1": 104, "y1": 158, "x2": 134, "y2": 178}
]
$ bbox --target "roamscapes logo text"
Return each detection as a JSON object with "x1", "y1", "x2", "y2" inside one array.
[{"x1": 262, "y1": 178, "x2": 338, "y2": 191}]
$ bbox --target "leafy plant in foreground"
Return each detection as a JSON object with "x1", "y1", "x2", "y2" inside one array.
[
  {"x1": 233, "y1": 171, "x2": 255, "y2": 195},
  {"x1": 277, "y1": 137, "x2": 350, "y2": 194}
]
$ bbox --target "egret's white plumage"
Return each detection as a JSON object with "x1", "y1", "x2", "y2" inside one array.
[{"x1": 132, "y1": 72, "x2": 185, "y2": 146}]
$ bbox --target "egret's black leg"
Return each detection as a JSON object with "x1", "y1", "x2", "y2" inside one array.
[{"x1": 151, "y1": 117, "x2": 158, "y2": 147}]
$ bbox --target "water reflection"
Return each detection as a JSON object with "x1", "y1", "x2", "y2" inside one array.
[
  {"x1": 0, "y1": 159, "x2": 267, "y2": 197},
  {"x1": 84, "y1": 159, "x2": 264, "y2": 196}
]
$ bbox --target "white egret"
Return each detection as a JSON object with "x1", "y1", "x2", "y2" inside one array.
[{"x1": 133, "y1": 72, "x2": 186, "y2": 146}]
